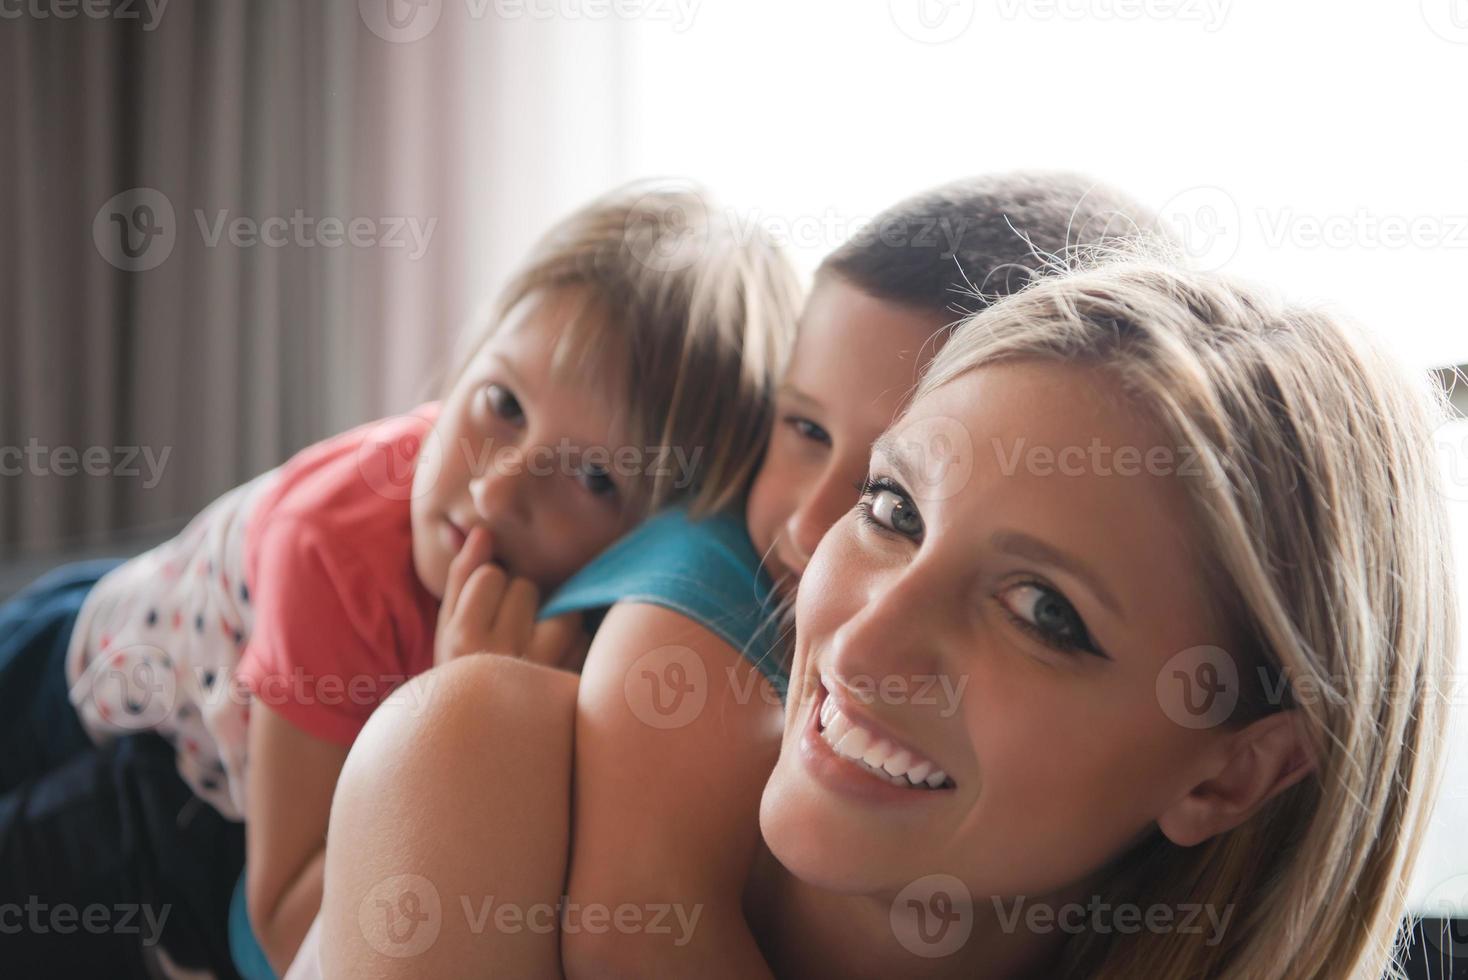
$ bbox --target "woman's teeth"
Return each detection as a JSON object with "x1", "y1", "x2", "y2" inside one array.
[{"x1": 818, "y1": 693, "x2": 951, "y2": 790}]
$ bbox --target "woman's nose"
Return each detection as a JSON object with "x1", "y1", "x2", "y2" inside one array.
[{"x1": 826, "y1": 561, "x2": 948, "y2": 690}]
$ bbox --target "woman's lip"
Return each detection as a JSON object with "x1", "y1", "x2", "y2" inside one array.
[{"x1": 798, "y1": 680, "x2": 953, "y2": 804}]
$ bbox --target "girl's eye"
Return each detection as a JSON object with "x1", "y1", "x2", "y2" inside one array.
[
  {"x1": 996, "y1": 583, "x2": 1106, "y2": 658},
  {"x1": 579, "y1": 464, "x2": 616, "y2": 498},
  {"x1": 786, "y1": 416, "x2": 831, "y2": 447},
  {"x1": 484, "y1": 383, "x2": 524, "y2": 424},
  {"x1": 856, "y1": 478, "x2": 924, "y2": 539}
]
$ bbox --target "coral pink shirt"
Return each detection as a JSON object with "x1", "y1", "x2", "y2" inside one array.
[
  {"x1": 236, "y1": 404, "x2": 441, "y2": 746},
  {"x1": 67, "y1": 405, "x2": 441, "y2": 819}
]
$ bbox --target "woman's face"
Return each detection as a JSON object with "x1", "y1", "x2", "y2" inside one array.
[
  {"x1": 746, "y1": 274, "x2": 952, "y2": 601},
  {"x1": 760, "y1": 359, "x2": 1248, "y2": 901}
]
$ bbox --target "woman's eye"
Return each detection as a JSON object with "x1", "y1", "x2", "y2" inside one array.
[
  {"x1": 484, "y1": 383, "x2": 524, "y2": 424},
  {"x1": 997, "y1": 583, "x2": 1104, "y2": 657},
  {"x1": 786, "y1": 416, "x2": 831, "y2": 447},
  {"x1": 579, "y1": 464, "x2": 616, "y2": 498},
  {"x1": 859, "y1": 480, "x2": 924, "y2": 539}
]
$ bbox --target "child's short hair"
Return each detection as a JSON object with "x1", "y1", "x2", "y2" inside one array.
[
  {"x1": 455, "y1": 180, "x2": 802, "y2": 519},
  {"x1": 821, "y1": 170, "x2": 1170, "y2": 314}
]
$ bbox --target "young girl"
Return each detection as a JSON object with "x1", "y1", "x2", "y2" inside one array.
[
  {"x1": 312, "y1": 172, "x2": 1173, "y2": 977},
  {"x1": 0, "y1": 180, "x2": 801, "y2": 978},
  {"x1": 325, "y1": 255, "x2": 1454, "y2": 978}
]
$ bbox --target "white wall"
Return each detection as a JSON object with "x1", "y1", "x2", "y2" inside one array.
[{"x1": 620, "y1": 0, "x2": 1468, "y2": 369}]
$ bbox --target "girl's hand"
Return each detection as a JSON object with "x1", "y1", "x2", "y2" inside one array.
[{"x1": 435, "y1": 526, "x2": 587, "y2": 669}]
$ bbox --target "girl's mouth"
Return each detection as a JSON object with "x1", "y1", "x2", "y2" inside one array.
[
  {"x1": 443, "y1": 517, "x2": 468, "y2": 552},
  {"x1": 805, "y1": 676, "x2": 956, "y2": 793}
]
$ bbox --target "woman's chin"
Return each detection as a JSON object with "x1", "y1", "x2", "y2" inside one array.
[{"x1": 759, "y1": 773, "x2": 905, "y2": 896}]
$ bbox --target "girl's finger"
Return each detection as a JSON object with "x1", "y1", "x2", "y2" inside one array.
[
  {"x1": 456, "y1": 561, "x2": 508, "y2": 648},
  {"x1": 488, "y1": 577, "x2": 540, "y2": 656},
  {"x1": 526, "y1": 611, "x2": 587, "y2": 669},
  {"x1": 441, "y1": 526, "x2": 493, "y2": 621}
]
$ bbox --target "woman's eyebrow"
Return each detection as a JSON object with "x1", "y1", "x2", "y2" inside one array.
[
  {"x1": 871, "y1": 433, "x2": 918, "y2": 487},
  {"x1": 990, "y1": 529, "x2": 1125, "y2": 620}
]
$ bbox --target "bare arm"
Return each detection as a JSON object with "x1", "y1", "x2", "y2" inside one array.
[
  {"x1": 562, "y1": 602, "x2": 784, "y2": 979},
  {"x1": 244, "y1": 704, "x2": 349, "y2": 975},
  {"x1": 318, "y1": 655, "x2": 580, "y2": 979}
]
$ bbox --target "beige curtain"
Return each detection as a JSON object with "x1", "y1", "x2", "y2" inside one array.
[{"x1": 0, "y1": 0, "x2": 629, "y2": 565}]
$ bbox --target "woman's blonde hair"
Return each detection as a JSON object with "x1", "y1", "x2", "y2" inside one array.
[
  {"x1": 450, "y1": 179, "x2": 802, "y2": 519},
  {"x1": 916, "y1": 256, "x2": 1457, "y2": 979}
]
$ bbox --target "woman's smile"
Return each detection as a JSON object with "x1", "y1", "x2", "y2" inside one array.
[{"x1": 800, "y1": 672, "x2": 957, "y2": 804}]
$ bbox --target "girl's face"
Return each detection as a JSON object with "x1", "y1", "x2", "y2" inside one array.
[
  {"x1": 746, "y1": 274, "x2": 952, "y2": 600},
  {"x1": 411, "y1": 289, "x2": 642, "y2": 598},
  {"x1": 760, "y1": 359, "x2": 1253, "y2": 902}
]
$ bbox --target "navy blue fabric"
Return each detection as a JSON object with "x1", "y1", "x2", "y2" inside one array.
[
  {"x1": 0, "y1": 558, "x2": 121, "y2": 789},
  {"x1": 0, "y1": 560, "x2": 246, "y2": 978}
]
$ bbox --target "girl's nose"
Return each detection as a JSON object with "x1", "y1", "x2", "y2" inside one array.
[
  {"x1": 470, "y1": 443, "x2": 530, "y2": 522},
  {"x1": 785, "y1": 464, "x2": 863, "y2": 572}
]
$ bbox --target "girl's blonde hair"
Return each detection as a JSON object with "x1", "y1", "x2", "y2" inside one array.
[
  {"x1": 916, "y1": 257, "x2": 1456, "y2": 979},
  {"x1": 451, "y1": 179, "x2": 802, "y2": 519}
]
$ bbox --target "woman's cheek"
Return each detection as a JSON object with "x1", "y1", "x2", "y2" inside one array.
[{"x1": 794, "y1": 515, "x2": 862, "y2": 644}]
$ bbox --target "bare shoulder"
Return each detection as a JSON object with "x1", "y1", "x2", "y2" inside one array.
[
  {"x1": 583, "y1": 600, "x2": 786, "y2": 739},
  {"x1": 345, "y1": 655, "x2": 580, "y2": 789},
  {"x1": 320, "y1": 656, "x2": 580, "y2": 977}
]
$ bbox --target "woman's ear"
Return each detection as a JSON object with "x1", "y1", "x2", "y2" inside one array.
[{"x1": 1156, "y1": 709, "x2": 1316, "y2": 848}]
